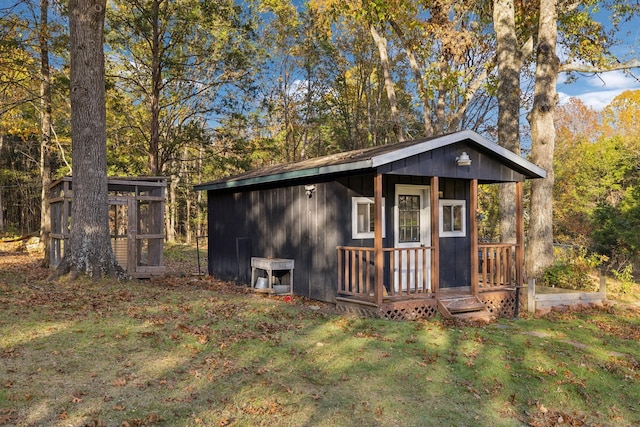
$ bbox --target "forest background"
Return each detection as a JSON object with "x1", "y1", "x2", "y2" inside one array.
[{"x1": 1, "y1": 0, "x2": 640, "y2": 282}]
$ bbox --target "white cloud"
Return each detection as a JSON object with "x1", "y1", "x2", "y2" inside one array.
[
  {"x1": 575, "y1": 89, "x2": 630, "y2": 111},
  {"x1": 583, "y1": 70, "x2": 640, "y2": 89},
  {"x1": 558, "y1": 70, "x2": 640, "y2": 110}
]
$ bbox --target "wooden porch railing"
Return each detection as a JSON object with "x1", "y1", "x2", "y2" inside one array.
[
  {"x1": 337, "y1": 243, "x2": 520, "y2": 303},
  {"x1": 477, "y1": 243, "x2": 518, "y2": 289},
  {"x1": 385, "y1": 247, "x2": 433, "y2": 298},
  {"x1": 337, "y1": 246, "x2": 375, "y2": 300},
  {"x1": 337, "y1": 246, "x2": 434, "y2": 301}
]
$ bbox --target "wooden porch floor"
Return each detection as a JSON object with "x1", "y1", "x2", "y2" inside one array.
[
  {"x1": 336, "y1": 286, "x2": 472, "y2": 304},
  {"x1": 437, "y1": 286, "x2": 472, "y2": 297}
]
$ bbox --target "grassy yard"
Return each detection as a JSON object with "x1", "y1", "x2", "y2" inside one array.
[{"x1": 0, "y1": 243, "x2": 639, "y2": 426}]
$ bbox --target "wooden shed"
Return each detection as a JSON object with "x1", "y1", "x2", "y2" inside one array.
[
  {"x1": 195, "y1": 130, "x2": 546, "y2": 320},
  {"x1": 49, "y1": 176, "x2": 167, "y2": 278}
]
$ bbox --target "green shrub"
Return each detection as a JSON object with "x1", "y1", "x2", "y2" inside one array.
[
  {"x1": 541, "y1": 248, "x2": 606, "y2": 290},
  {"x1": 611, "y1": 264, "x2": 634, "y2": 294}
]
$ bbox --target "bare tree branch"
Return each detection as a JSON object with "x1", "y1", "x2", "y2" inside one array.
[{"x1": 560, "y1": 59, "x2": 640, "y2": 74}]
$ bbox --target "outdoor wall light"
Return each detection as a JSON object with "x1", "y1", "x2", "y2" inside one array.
[
  {"x1": 456, "y1": 152, "x2": 472, "y2": 167},
  {"x1": 305, "y1": 184, "x2": 316, "y2": 197}
]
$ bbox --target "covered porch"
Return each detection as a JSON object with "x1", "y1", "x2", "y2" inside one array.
[{"x1": 336, "y1": 175, "x2": 526, "y2": 320}]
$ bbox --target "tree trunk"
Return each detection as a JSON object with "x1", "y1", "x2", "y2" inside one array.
[
  {"x1": 165, "y1": 172, "x2": 177, "y2": 243},
  {"x1": 493, "y1": 0, "x2": 522, "y2": 244},
  {"x1": 170, "y1": 175, "x2": 177, "y2": 242},
  {"x1": 0, "y1": 189, "x2": 3, "y2": 234},
  {"x1": 185, "y1": 196, "x2": 191, "y2": 244},
  {"x1": 149, "y1": 0, "x2": 162, "y2": 175},
  {"x1": 0, "y1": 134, "x2": 4, "y2": 233},
  {"x1": 526, "y1": 0, "x2": 559, "y2": 278},
  {"x1": 59, "y1": 0, "x2": 122, "y2": 278},
  {"x1": 196, "y1": 146, "x2": 204, "y2": 238},
  {"x1": 39, "y1": 0, "x2": 53, "y2": 266},
  {"x1": 389, "y1": 19, "x2": 434, "y2": 137},
  {"x1": 370, "y1": 24, "x2": 404, "y2": 142},
  {"x1": 181, "y1": 146, "x2": 191, "y2": 243}
]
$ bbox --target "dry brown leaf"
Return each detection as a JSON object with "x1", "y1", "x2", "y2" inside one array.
[{"x1": 113, "y1": 377, "x2": 127, "y2": 387}]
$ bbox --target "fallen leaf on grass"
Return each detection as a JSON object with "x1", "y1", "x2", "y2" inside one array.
[
  {"x1": 0, "y1": 409, "x2": 17, "y2": 424},
  {"x1": 527, "y1": 406, "x2": 590, "y2": 427},
  {"x1": 113, "y1": 377, "x2": 127, "y2": 387},
  {"x1": 121, "y1": 419, "x2": 153, "y2": 427}
]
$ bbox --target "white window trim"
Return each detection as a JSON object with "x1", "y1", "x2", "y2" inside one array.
[
  {"x1": 352, "y1": 197, "x2": 386, "y2": 239},
  {"x1": 439, "y1": 199, "x2": 466, "y2": 237}
]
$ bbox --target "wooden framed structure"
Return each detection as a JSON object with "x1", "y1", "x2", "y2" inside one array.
[
  {"x1": 195, "y1": 130, "x2": 546, "y2": 320},
  {"x1": 49, "y1": 176, "x2": 167, "y2": 278}
]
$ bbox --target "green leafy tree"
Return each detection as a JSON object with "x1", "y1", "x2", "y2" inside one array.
[
  {"x1": 104, "y1": 0, "x2": 261, "y2": 241},
  {"x1": 554, "y1": 91, "x2": 640, "y2": 267},
  {"x1": 489, "y1": 0, "x2": 640, "y2": 277},
  {"x1": 601, "y1": 89, "x2": 640, "y2": 142},
  {"x1": 257, "y1": 0, "x2": 405, "y2": 164},
  {"x1": 555, "y1": 136, "x2": 635, "y2": 242},
  {"x1": 105, "y1": 0, "x2": 260, "y2": 176},
  {"x1": 1, "y1": 1, "x2": 69, "y2": 245},
  {"x1": 312, "y1": 0, "x2": 499, "y2": 138},
  {"x1": 1, "y1": 5, "x2": 45, "y2": 235}
]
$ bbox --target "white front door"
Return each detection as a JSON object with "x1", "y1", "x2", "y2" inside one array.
[{"x1": 394, "y1": 185, "x2": 431, "y2": 292}]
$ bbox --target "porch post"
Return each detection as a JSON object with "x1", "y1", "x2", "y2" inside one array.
[
  {"x1": 515, "y1": 181, "x2": 524, "y2": 286},
  {"x1": 470, "y1": 179, "x2": 479, "y2": 295},
  {"x1": 430, "y1": 176, "x2": 440, "y2": 294},
  {"x1": 374, "y1": 173, "x2": 384, "y2": 306}
]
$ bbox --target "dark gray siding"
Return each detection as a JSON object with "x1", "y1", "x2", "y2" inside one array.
[
  {"x1": 379, "y1": 141, "x2": 525, "y2": 183},
  {"x1": 207, "y1": 173, "x2": 474, "y2": 301},
  {"x1": 207, "y1": 176, "x2": 382, "y2": 303},
  {"x1": 208, "y1": 184, "x2": 318, "y2": 298},
  {"x1": 438, "y1": 178, "x2": 471, "y2": 288}
]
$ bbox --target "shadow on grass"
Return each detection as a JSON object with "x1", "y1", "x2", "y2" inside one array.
[{"x1": 1, "y1": 252, "x2": 639, "y2": 426}]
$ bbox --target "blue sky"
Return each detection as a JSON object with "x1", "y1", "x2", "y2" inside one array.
[
  {"x1": 558, "y1": 70, "x2": 640, "y2": 110},
  {"x1": 557, "y1": 11, "x2": 640, "y2": 111}
]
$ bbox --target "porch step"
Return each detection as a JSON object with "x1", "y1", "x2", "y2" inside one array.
[{"x1": 437, "y1": 296, "x2": 493, "y2": 322}]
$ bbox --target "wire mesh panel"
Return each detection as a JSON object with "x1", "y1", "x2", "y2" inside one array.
[{"x1": 48, "y1": 176, "x2": 167, "y2": 278}]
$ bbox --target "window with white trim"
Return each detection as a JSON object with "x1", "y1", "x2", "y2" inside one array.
[
  {"x1": 352, "y1": 197, "x2": 385, "y2": 239},
  {"x1": 439, "y1": 200, "x2": 466, "y2": 237}
]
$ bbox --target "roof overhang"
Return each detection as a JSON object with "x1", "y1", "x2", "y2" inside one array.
[{"x1": 194, "y1": 130, "x2": 546, "y2": 192}]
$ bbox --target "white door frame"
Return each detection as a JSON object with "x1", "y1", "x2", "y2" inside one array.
[{"x1": 393, "y1": 184, "x2": 431, "y2": 291}]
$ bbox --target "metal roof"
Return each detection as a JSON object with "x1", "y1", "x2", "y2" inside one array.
[{"x1": 194, "y1": 130, "x2": 546, "y2": 192}]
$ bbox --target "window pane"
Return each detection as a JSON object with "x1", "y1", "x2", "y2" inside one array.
[
  {"x1": 439, "y1": 200, "x2": 465, "y2": 236},
  {"x1": 442, "y1": 205, "x2": 452, "y2": 232},
  {"x1": 357, "y1": 203, "x2": 369, "y2": 233},
  {"x1": 453, "y1": 205, "x2": 463, "y2": 231},
  {"x1": 410, "y1": 196, "x2": 419, "y2": 210},
  {"x1": 352, "y1": 197, "x2": 385, "y2": 239},
  {"x1": 369, "y1": 203, "x2": 375, "y2": 233},
  {"x1": 399, "y1": 195, "x2": 420, "y2": 242}
]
